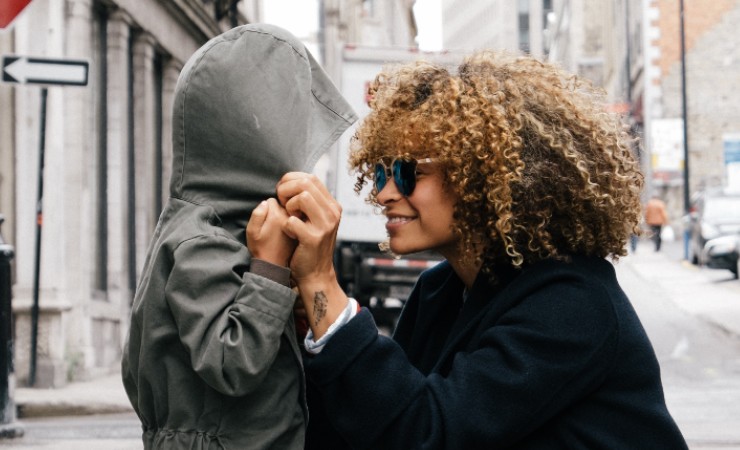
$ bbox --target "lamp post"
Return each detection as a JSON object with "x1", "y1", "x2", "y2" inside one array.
[{"x1": 679, "y1": 0, "x2": 691, "y2": 260}]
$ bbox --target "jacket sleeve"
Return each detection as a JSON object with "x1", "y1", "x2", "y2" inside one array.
[
  {"x1": 305, "y1": 281, "x2": 620, "y2": 449},
  {"x1": 165, "y1": 234, "x2": 296, "y2": 396}
]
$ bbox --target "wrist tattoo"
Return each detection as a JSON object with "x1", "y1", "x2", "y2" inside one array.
[{"x1": 313, "y1": 291, "x2": 327, "y2": 326}]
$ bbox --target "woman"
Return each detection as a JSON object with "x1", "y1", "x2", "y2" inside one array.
[{"x1": 273, "y1": 51, "x2": 687, "y2": 449}]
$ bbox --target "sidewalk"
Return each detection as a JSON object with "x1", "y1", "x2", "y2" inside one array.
[
  {"x1": 9, "y1": 244, "x2": 740, "y2": 420},
  {"x1": 619, "y1": 240, "x2": 740, "y2": 339},
  {"x1": 15, "y1": 371, "x2": 133, "y2": 418}
]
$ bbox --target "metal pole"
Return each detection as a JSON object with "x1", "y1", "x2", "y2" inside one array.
[
  {"x1": 624, "y1": 0, "x2": 640, "y2": 254},
  {"x1": 0, "y1": 216, "x2": 10, "y2": 423},
  {"x1": 624, "y1": 0, "x2": 632, "y2": 105},
  {"x1": 679, "y1": 0, "x2": 691, "y2": 259},
  {"x1": 29, "y1": 87, "x2": 48, "y2": 387},
  {"x1": 0, "y1": 216, "x2": 11, "y2": 422},
  {"x1": 0, "y1": 215, "x2": 23, "y2": 438}
]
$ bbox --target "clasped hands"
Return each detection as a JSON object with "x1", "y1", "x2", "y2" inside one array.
[{"x1": 246, "y1": 172, "x2": 349, "y2": 339}]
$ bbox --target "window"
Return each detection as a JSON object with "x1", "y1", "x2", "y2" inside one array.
[
  {"x1": 543, "y1": 0, "x2": 554, "y2": 55},
  {"x1": 127, "y1": 31, "x2": 136, "y2": 294},
  {"x1": 93, "y1": 4, "x2": 108, "y2": 294},
  {"x1": 519, "y1": 0, "x2": 530, "y2": 53},
  {"x1": 363, "y1": 0, "x2": 375, "y2": 17}
]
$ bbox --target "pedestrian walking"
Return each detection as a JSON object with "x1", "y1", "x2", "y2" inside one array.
[
  {"x1": 645, "y1": 194, "x2": 669, "y2": 251},
  {"x1": 270, "y1": 50, "x2": 687, "y2": 449},
  {"x1": 120, "y1": 24, "x2": 355, "y2": 449}
]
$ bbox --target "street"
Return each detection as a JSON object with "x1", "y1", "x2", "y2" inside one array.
[
  {"x1": 2, "y1": 413, "x2": 141, "y2": 449},
  {"x1": 2, "y1": 237, "x2": 740, "y2": 449},
  {"x1": 618, "y1": 237, "x2": 740, "y2": 449}
]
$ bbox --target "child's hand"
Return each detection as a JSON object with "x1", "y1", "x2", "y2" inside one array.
[{"x1": 246, "y1": 198, "x2": 297, "y2": 267}]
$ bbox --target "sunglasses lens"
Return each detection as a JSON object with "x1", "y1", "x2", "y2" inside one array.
[
  {"x1": 374, "y1": 163, "x2": 387, "y2": 192},
  {"x1": 393, "y1": 159, "x2": 417, "y2": 196}
]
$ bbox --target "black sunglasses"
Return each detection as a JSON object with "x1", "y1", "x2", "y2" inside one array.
[{"x1": 373, "y1": 157, "x2": 436, "y2": 197}]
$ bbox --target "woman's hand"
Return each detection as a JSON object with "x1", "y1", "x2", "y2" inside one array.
[
  {"x1": 276, "y1": 173, "x2": 342, "y2": 286},
  {"x1": 246, "y1": 198, "x2": 297, "y2": 267},
  {"x1": 277, "y1": 172, "x2": 349, "y2": 338}
]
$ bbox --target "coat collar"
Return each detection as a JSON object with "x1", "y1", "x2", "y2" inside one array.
[{"x1": 431, "y1": 262, "x2": 521, "y2": 372}]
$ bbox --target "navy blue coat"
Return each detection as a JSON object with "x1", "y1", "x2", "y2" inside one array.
[{"x1": 305, "y1": 255, "x2": 688, "y2": 449}]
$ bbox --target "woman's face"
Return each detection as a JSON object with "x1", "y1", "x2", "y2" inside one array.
[{"x1": 376, "y1": 159, "x2": 459, "y2": 259}]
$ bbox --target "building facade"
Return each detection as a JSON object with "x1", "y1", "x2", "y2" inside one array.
[
  {"x1": 438, "y1": 0, "x2": 740, "y2": 230},
  {"x1": 1, "y1": 0, "x2": 419, "y2": 388},
  {"x1": 0, "y1": 0, "x2": 258, "y2": 386},
  {"x1": 643, "y1": 0, "x2": 740, "y2": 208},
  {"x1": 320, "y1": 0, "x2": 417, "y2": 80},
  {"x1": 440, "y1": 0, "x2": 555, "y2": 59},
  {"x1": 548, "y1": 0, "x2": 740, "y2": 220},
  {"x1": 548, "y1": 0, "x2": 648, "y2": 192}
]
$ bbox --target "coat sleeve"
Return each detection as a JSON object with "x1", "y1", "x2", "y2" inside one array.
[
  {"x1": 305, "y1": 281, "x2": 620, "y2": 449},
  {"x1": 165, "y1": 234, "x2": 297, "y2": 396}
]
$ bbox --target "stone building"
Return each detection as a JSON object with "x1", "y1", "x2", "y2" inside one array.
[
  {"x1": 548, "y1": 0, "x2": 648, "y2": 196},
  {"x1": 0, "y1": 0, "x2": 259, "y2": 386},
  {"x1": 439, "y1": 0, "x2": 740, "y2": 222},
  {"x1": 440, "y1": 0, "x2": 555, "y2": 59},
  {"x1": 320, "y1": 0, "x2": 417, "y2": 81},
  {"x1": 553, "y1": 0, "x2": 740, "y2": 217},
  {"x1": 541, "y1": 0, "x2": 644, "y2": 124},
  {"x1": 0, "y1": 0, "x2": 421, "y2": 388}
]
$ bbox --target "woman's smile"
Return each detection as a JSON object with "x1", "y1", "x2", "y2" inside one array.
[{"x1": 386, "y1": 214, "x2": 416, "y2": 230}]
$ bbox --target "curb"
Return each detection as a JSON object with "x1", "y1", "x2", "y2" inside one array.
[
  {"x1": 0, "y1": 423, "x2": 25, "y2": 439},
  {"x1": 13, "y1": 373, "x2": 134, "y2": 419},
  {"x1": 17, "y1": 400, "x2": 134, "y2": 419}
]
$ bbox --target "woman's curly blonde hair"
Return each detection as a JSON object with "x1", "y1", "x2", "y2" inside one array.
[{"x1": 349, "y1": 50, "x2": 643, "y2": 277}]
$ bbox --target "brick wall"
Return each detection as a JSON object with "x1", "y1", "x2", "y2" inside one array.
[{"x1": 650, "y1": 0, "x2": 740, "y2": 193}]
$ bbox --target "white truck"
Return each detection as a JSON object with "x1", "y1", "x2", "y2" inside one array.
[{"x1": 327, "y1": 45, "x2": 464, "y2": 330}]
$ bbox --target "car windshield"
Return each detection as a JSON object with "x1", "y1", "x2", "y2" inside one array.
[{"x1": 703, "y1": 197, "x2": 740, "y2": 221}]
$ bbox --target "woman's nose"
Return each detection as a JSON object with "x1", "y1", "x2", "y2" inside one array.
[{"x1": 376, "y1": 176, "x2": 402, "y2": 205}]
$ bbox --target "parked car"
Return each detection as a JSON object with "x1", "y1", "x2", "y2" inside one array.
[
  {"x1": 702, "y1": 234, "x2": 739, "y2": 279},
  {"x1": 687, "y1": 189, "x2": 740, "y2": 265}
]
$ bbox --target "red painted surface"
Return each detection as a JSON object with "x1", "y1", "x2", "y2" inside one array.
[{"x1": 0, "y1": 0, "x2": 32, "y2": 29}]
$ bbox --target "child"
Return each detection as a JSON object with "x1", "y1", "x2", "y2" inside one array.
[{"x1": 121, "y1": 24, "x2": 355, "y2": 449}]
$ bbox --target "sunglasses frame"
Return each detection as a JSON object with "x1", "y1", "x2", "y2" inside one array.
[{"x1": 373, "y1": 157, "x2": 437, "y2": 197}]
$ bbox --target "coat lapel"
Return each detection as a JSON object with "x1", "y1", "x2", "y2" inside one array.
[
  {"x1": 401, "y1": 265, "x2": 466, "y2": 373},
  {"x1": 433, "y1": 265, "x2": 521, "y2": 373}
]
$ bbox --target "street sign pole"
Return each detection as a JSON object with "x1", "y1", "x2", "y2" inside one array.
[
  {"x1": 1, "y1": 55, "x2": 88, "y2": 387},
  {"x1": 28, "y1": 87, "x2": 47, "y2": 387}
]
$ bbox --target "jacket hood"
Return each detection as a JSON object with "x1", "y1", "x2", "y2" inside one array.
[{"x1": 170, "y1": 24, "x2": 356, "y2": 237}]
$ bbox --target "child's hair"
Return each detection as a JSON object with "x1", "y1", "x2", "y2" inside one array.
[{"x1": 349, "y1": 50, "x2": 643, "y2": 276}]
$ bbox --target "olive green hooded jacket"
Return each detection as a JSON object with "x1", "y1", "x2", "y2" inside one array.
[{"x1": 121, "y1": 24, "x2": 356, "y2": 449}]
